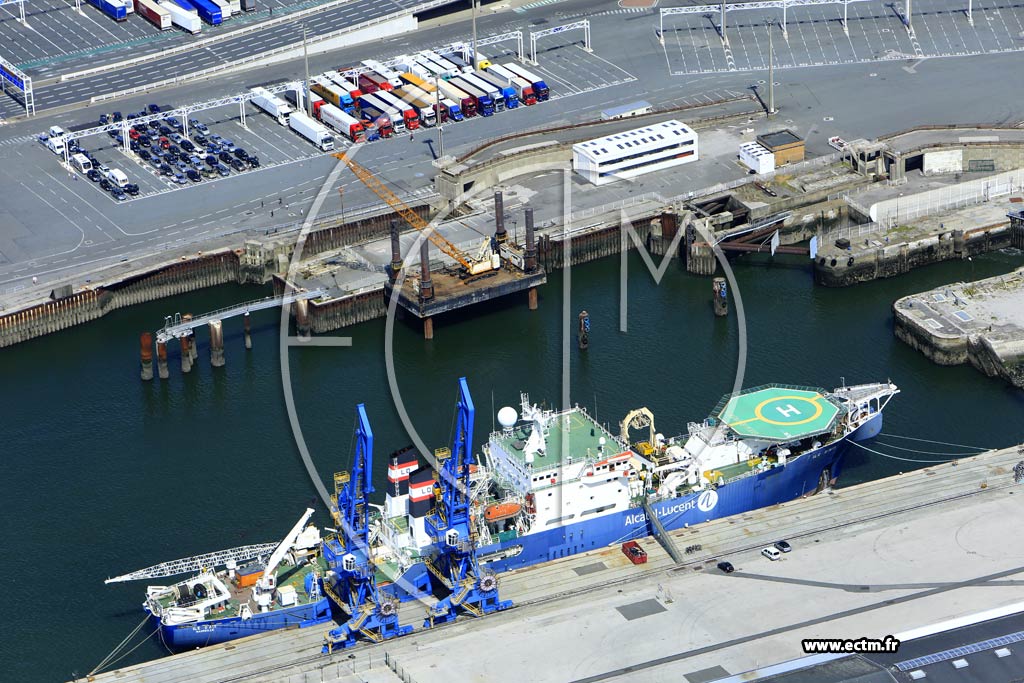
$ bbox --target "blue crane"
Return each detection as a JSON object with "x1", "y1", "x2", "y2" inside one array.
[
  {"x1": 422, "y1": 377, "x2": 512, "y2": 627},
  {"x1": 322, "y1": 404, "x2": 412, "y2": 652}
]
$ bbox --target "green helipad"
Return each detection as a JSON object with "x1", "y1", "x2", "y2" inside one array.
[{"x1": 717, "y1": 386, "x2": 839, "y2": 442}]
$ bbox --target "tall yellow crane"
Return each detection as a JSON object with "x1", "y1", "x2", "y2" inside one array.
[{"x1": 333, "y1": 153, "x2": 495, "y2": 275}]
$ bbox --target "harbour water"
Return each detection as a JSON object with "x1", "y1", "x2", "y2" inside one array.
[{"x1": 2, "y1": 249, "x2": 1023, "y2": 682}]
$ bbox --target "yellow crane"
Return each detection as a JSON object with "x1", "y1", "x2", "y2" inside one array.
[{"x1": 333, "y1": 153, "x2": 495, "y2": 276}]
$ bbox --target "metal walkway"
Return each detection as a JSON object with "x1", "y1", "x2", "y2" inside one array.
[
  {"x1": 105, "y1": 542, "x2": 279, "y2": 583},
  {"x1": 156, "y1": 289, "x2": 323, "y2": 344}
]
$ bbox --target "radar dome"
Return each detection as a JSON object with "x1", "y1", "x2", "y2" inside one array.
[{"x1": 497, "y1": 406, "x2": 518, "y2": 428}]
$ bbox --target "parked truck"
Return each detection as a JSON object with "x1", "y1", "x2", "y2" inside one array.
[
  {"x1": 289, "y1": 111, "x2": 335, "y2": 151},
  {"x1": 440, "y1": 98, "x2": 463, "y2": 122},
  {"x1": 485, "y1": 64, "x2": 536, "y2": 105},
  {"x1": 134, "y1": 0, "x2": 171, "y2": 29},
  {"x1": 319, "y1": 103, "x2": 366, "y2": 143},
  {"x1": 327, "y1": 72, "x2": 362, "y2": 100},
  {"x1": 436, "y1": 79, "x2": 476, "y2": 118},
  {"x1": 158, "y1": 0, "x2": 200, "y2": 33},
  {"x1": 311, "y1": 78, "x2": 355, "y2": 114},
  {"x1": 502, "y1": 62, "x2": 549, "y2": 101},
  {"x1": 172, "y1": 0, "x2": 220, "y2": 25},
  {"x1": 375, "y1": 90, "x2": 420, "y2": 130},
  {"x1": 355, "y1": 93, "x2": 395, "y2": 138},
  {"x1": 417, "y1": 51, "x2": 458, "y2": 79},
  {"x1": 240, "y1": 0, "x2": 255, "y2": 9},
  {"x1": 358, "y1": 71, "x2": 393, "y2": 93},
  {"x1": 476, "y1": 70, "x2": 519, "y2": 110},
  {"x1": 250, "y1": 87, "x2": 292, "y2": 125},
  {"x1": 393, "y1": 85, "x2": 439, "y2": 127},
  {"x1": 209, "y1": 0, "x2": 233, "y2": 19},
  {"x1": 450, "y1": 76, "x2": 494, "y2": 116},
  {"x1": 361, "y1": 60, "x2": 402, "y2": 89},
  {"x1": 458, "y1": 73, "x2": 503, "y2": 113},
  {"x1": 322, "y1": 73, "x2": 357, "y2": 112},
  {"x1": 86, "y1": 0, "x2": 127, "y2": 21},
  {"x1": 359, "y1": 92, "x2": 405, "y2": 133}
]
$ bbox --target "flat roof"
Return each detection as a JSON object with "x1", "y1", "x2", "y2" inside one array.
[
  {"x1": 757, "y1": 129, "x2": 804, "y2": 149},
  {"x1": 573, "y1": 119, "x2": 696, "y2": 162},
  {"x1": 493, "y1": 408, "x2": 622, "y2": 469},
  {"x1": 740, "y1": 141, "x2": 772, "y2": 157}
]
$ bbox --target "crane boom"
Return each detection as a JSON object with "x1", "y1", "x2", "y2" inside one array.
[
  {"x1": 257, "y1": 508, "x2": 315, "y2": 590},
  {"x1": 333, "y1": 154, "x2": 475, "y2": 271},
  {"x1": 104, "y1": 543, "x2": 279, "y2": 584}
]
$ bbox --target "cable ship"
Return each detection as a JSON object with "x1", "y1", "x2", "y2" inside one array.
[{"x1": 372, "y1": 381, "x2": 898, "y2": 595}]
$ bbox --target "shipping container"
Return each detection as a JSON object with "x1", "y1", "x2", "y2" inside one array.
[
  {"x1": 85, "y1": 0, "x2": 127, "y2": 22},
  {"x1": 158, "y1": 0, "x2": 201, "y2": 33},
  {"x1": 134, "y1": 0, "x2": 171, "y2": 29},
  {"x1": 319, "y1": 103, "x2": 366, "y2": 142},
  {"x1": 170, "y1": 0, "x2": 220, "y2": 25}
]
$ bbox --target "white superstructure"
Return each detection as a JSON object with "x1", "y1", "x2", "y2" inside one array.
[{"x1": 572, "y1": 120, "x2": 699, "y2": 186}]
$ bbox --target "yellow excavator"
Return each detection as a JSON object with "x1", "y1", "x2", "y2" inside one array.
[{"x1": 334, "y1": 153, "x2": 496, "y2": 276}]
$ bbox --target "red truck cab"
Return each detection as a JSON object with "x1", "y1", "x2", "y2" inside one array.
[{"x1": 622, "y1": 541, "x2": 648, "y2": 565}]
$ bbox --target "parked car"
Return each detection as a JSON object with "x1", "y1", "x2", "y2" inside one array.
[
  {"x1": 230, "y1": 158, "x2": 245, "y2": 171},
  {"x1": 247, "y1": 156, "x2": 260, "y2": 168},
  {"x1": 159, "y1": 163, "x2": 172, "y2": 175},
  {"x1": 215, "y1": 163, "x2": 230, "y2": 177},
  {"x1": 621, "y1": 541, "x2": 648, "y2": 565},
  {"x1": 124, "y1": 183, "x2": 140, "y2": 196},
  {"x1": 205, "y1": 155, "x2": 218, "y2": 167},
  {"x1": 158, "y1": 125, "x2": 172, "y2": 136},
  {"x1": 774, "y1": 540, "x2": 792, "y2": 553},
  {"x1": 112, "y1": 111, "x2": 123, "y2": 122},
  {"x1": 159, "y1": 137, "x2": 170, "y2": 149},
  {"x1": 113, "y1": 189, "x2": 128, "y2": 201},
  {"x1": 99, "y1": 178, "x2": 112, "y2": 191},
  {"x1": 180, "y1": 140, "x2": 195, "y2": 152},
  {"x1": 761, "y1": 546, "x2": 782, "y2": 561},
  {"x1": 148, "y1": 104, "x2": 161, "y2": 114},
  {"x1": 201, "y1": 166, "x2": 216, "y2": 178},
  {"x1": 717, "y1": 561, "x2": 735, "y2": 574},
  {"x1": 168, "y1": 145, "x2": 181, "y2": 155},
  {"x1": 148, "y1": 120, "x2": 161, "y2": 130},
  {"x1": 107, "y1": 129, "x2": 119, "y2": 139},
  {"x1": 233, "y1": 148, "x2": 248, "y2": 160},
  {"x1": 172, "y1": 172, "x2": 187, "y2": 185},
  {"x1": 138, "y1": 135, "x2": 151, "y2": 147},
  {"x1": 193, "y1": 121, "x2": 209, "y2": 133},
  {"x1": 170, "y1": 133, "x2": 184, "y2": 144},
  {"x1": 87, "y1": 169, "x2": 101, "y2": 182},
  {"x1": 193, "y1": 133, "x2": 208, "y2": 145},
  {"x1": 186, "y1": 169, "x2": 201, "y2": 183}
]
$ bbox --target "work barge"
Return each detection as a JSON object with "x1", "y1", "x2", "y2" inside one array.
[{"x1": 77, "y1": 443, "x2": 1024, "y2": 683}]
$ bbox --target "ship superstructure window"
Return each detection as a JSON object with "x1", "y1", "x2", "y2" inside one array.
[{"x1": 572, "y1": 120, "x2": 699, "y2": 186}]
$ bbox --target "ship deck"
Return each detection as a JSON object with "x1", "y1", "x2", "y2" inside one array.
[
  {"x1": 717, "y1": 385, "x2": 840, "y2": 442},
  {"x1": 83, "y1": 444, "x2": 1024, "y2": 683},
  {"x1": 493, "y1": 408, "x2": 622, "y2": 469}
]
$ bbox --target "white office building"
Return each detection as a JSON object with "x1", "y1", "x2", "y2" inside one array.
[
  {"x1": 572, "y1": 120, "x2": 698, "y2": 186},
  {"x1": 739, "y1": 141, "x2": 775, "y2": 174}
]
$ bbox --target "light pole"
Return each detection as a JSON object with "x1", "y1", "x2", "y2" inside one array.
[
  {"x1": 767, "y1": 21, "x2": 776, "y2": 117},
  {"x1": 339, "y1": 186, "x2": 345, "y2": 222},
  {"x1": 302, "y1": 24, "x2": 312, "y2": 118},
  {"x1": 471, "y1": 0, "x2": 478, "y2": 69},
  {"x1": 435, "y1": 75, "x2": 444, "y2": 157}
]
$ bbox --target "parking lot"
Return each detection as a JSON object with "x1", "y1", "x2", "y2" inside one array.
[{"x1": 661, "y1": 0, "x2": 1024, "y2": 74}]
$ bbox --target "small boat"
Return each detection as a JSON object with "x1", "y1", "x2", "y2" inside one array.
[{"x1": 484, "y1": 502, "x2": 522, "y2": 522}]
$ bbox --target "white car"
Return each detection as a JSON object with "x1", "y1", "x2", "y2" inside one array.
[{"x1": 761, "y1": 546, "x2": 782, "y2": 561}]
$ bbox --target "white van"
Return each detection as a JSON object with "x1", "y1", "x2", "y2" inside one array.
[
  {"x1": 46, "y1": 126, "x2": 66, "y2": 155},
  {"x1": 761, "y1": 546, "x2": 782, "y2": 561},
  {"x1": 106, "y1": 168, "x2": 129, "y2": 188},
  {"x1": 71, "y1": 153, "x2": 92, "y2": 173}
]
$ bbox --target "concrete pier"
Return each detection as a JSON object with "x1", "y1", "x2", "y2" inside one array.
[
  {"x1": 208, "y1": 320, "x2": 225, "y2": 368},
  {"x1": 179, "y1": 335, "x2": 192, "y2": 374},
  {"x1": 82, "y1": 444, "x2": 1024, "y2": 683},
  {"x1": 494, "y1": 191, "x2": 507, "y2": 244},
  {"x1": 894, "y1": 266, "x2": 1024, "y2": 387},
  {"x1": 388, "y1": 219, "x2": 403, "y2": 282},
  {"x1": 294, "y1": 299, "x2": 311, "y2": 340},
  {"x1": 243, "y1": 313, "x2": 252, "y2": 350},
  {"x1": 712, "y1": 277, "x2": 728, "y2": 317},
  {"x1": 139, "y1": 332, "x2": 154, "y2": 381},
  {"x1": 156, "y1": 341, "x2": 169, "y2": 379}
]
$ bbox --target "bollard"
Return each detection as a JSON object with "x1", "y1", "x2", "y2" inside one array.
[
  {"x1": 209, "y1": 320, "x2": 225, "y2": 367},
  {"x1": 180, "y1": 335, "x2": 192, "y2": 374},
  {"x1": 140, "y1": 332, "x2": 154, "y2": 381},
  {"x1": 712, "y1": 277, "x2": 728, "y2": 317},
  {"x1": 578, "y1": 310, "x2": 590, "y2": 350},
  {"x1": 156, "y1": 341, "x2": 169, "y2": 379},
  {"x1": 243, "y1": 312, "x2": 252, "y2": 350}
]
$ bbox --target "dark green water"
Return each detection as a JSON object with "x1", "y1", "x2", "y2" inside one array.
[{"x1": 3, "y1": 250, "x2": 1023, "y2": 681}]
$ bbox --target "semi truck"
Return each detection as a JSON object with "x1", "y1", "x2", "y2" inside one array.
[
  {"x1": 158, "y1": 0, "x2": 201, "y2": 33},
  {"x1": 357, "y1": 93, "x2": 399, "y2": 136},
  {"x1": 458, "y1": 73, "x2": 504, "y2": 113},
  {"x1": 361, "y1": 60, "x2": 402, "y2": 89},
  {"x1": 484, "y1": 64, "x2": 535, "y2": 105},
  {"x1": 86, "y1": 0, "x2": 127, "y2": 21},
  {"x1": 240, "y1": 0, "x2": 255, "y2": 10},
  {"x1": 311, "y1": 78, "x2": 355, "y2": 114},
  {"x1": 476, "y1": 70, "x2": 519, "y2": 110},
  {"x1": 289, "y1": 111, "x2": 335, "y2": 151},
  {"x1": 134, "y1": 0, "x2": 171, "y2": 29},
  {"x1": 393, "y1": 85, "x2": 439, "y2": 126},
  {"x1": 411, "y1": 56, "x2": 448, "y2": 82},
  {"x1": 358, "y1": 94, "x2": 401, "y2": 135},
  {"x1": 358, "y1": 71, "x2": 393, "y2": 93},
  {"x1": 501, "y1": 63, "x2": 549, "y2": 101},
  {"x1": 319, "y1": 103, "x2": 366, "y2": 143},
  {"x1": 440, "y1": 98, "x2": 463, "y2": 122},
  {"x1": 450, "y1": 76, "x2": 494, "y2": 116},
  {"x1": 209, "y1": 0, "x2": 232, "y2": 19},
  {"x1": 326, "y1": 72, "x2": 362, "y2": 101},
  {"x1": 436, "y1": 79, "x2": 476, "y2": 117},
  {"x1": 394, "y1": 56, "x2": 433, "y2": 82},
  {"x1": 250, "y1": 87, "x2": 292, "y2": 125},
  {"x1": 169, "y1": 0, "x2": 220, "y2": 24},
  {"x1": 375, "y1": 90, "x2": 420, "y2": 130},
  {"x1": 398, "y1": 74, "x2": 452, "y2": 124},
  {"x1": 416, "y1": 51, "x2": 458, "y2": 79}
]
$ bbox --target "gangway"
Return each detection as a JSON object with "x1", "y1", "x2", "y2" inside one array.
[
  {"x1": 156, "y1": 289, "x2": 322, "y2": 343},
  {"x1": 641, "y1": 499, "x2": 682, "y2": 564},
  {"x1": 104, "y1": 543, "x2": 278, "y2": 583}
]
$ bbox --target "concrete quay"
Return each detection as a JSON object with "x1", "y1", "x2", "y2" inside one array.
[
  {"x1": 894, "y1": 265, "x2": 1024, "y2": 389},
  {"x1": 81, "y1": 443, "x2": 1024, "y2": 683}
]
